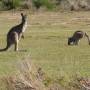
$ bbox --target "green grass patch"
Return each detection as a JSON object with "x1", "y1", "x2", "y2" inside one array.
[{"x1": 0, "y1": 11, "x2": 90, "y2": 89}]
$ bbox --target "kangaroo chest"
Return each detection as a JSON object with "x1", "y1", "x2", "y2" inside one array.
[{"x1": 22, "y1": 21, "x2": 27, "y2": 33}]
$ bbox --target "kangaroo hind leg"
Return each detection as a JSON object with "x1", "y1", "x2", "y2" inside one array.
[
  {"x1": 14, "y1": 32, "x2": 19, "y2": 51},
  {"x1": 15, "y1": 40, "x2": 18, "y2": 51}
]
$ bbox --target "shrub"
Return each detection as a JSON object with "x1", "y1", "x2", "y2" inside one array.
[
  {"x1": 2, "y1": 0, "x2": 21, "y2": 10},
  {"x1": 32, "y1": 0, "x2": 54, "y2": 10}
]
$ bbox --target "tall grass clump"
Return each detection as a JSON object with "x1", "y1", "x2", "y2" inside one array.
[{"x1": 1, "y1": 59, "x2": 46, "y2": 90}]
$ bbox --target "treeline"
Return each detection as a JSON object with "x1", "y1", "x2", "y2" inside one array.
[
  {"x1": 0, "y1": 0, "x2": 90, "y2": 11},
  {"x1": 0, "y1": 0, "x2": 56, "y2": 10}
]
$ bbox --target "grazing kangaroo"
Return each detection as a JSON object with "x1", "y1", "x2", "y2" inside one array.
[
  {"x1": 0, "y1": 13, "x2": 27, "y2": 51},
  {"x1": 68, "y1": 31, "x2": 90, "y2": 45}
]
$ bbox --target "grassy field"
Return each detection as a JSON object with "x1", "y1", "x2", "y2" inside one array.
[{"x1": 0, "y1": 11, "x2": 90, "y2": 87}]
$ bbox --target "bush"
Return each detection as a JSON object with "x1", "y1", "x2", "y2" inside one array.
[
  {"x1": 2, "y1": 0, "x2": 21, "y2": 10},
  {"x1": 33, "y1": 0, "x2": 54, "y2": 10}
]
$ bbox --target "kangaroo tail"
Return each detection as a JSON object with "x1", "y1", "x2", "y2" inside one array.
[
  {"x1": 85, "y1": 32, "x2": 90, "y2": 45},
  {"x1": 0, "y1": 40, "x2": 10, "y2": 52},
  {"x1": 0, "y1": 45, "x2": 9, "y2": 52}
]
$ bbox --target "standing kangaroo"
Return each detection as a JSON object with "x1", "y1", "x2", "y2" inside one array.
[{"x1": 0, "y1": 13, "x2": 27, "y2": 51}]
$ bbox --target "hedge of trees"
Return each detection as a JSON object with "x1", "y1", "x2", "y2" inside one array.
[
  {"x1": 0, "y1": 0, "x2": 55, "y2": 10},
  {"x1": 0, "y1": 0, "x2": 90, "y2": 11}
]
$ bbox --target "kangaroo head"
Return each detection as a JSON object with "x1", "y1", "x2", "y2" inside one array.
[
  {"x1": 68, "y1": 37, "x2": 74, "y2": 45},
  {"x1": 21, "y1": 13, "x2": 27, "y2": 23}
]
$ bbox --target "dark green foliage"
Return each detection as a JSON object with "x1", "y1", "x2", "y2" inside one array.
[
  {"x1": 1, "y1": 0, "x2": 21, "y2": 10},
  {"x1": 32, "y1": 0, "x2": 54, "y2": 10},
  {"x1": 0, "y1": 0, "x2": 90, "y2": 11},
  {"x1": 33, "y1": 0, "x2": 42, "y2": 9}
]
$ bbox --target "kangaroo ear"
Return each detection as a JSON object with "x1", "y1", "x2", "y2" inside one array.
[
  {"x1": 21, "y1": 13, "x2": 24, "y2": 17},
  {"x1": 21, "y1": 13, "x2": 27, "y2": 17}
]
